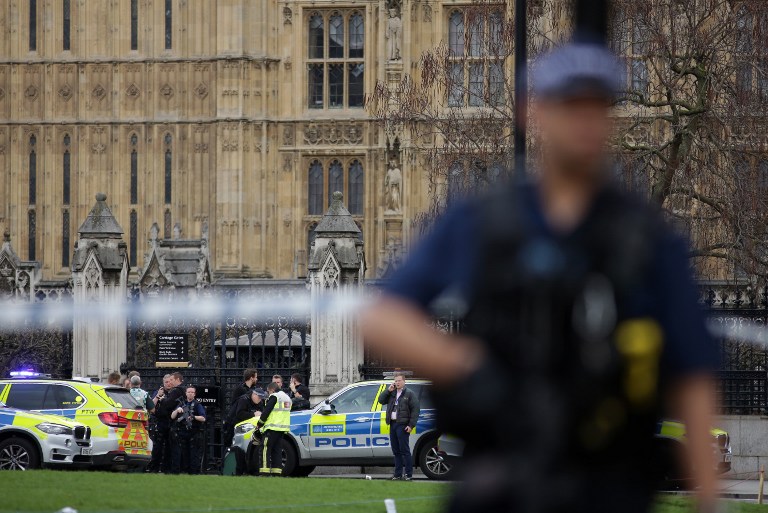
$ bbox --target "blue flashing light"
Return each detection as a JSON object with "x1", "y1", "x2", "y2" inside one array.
[{"x1": 9, "y1": 370, "x2": 50, "y2": 379}]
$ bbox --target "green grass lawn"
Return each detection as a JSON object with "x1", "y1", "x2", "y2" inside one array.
[
  {"x1": 0, "y1": 471, "x2": 450, "y2": 513},
  {"x1": 2, "y1": 472, "x2": 768, "y2": 513}
]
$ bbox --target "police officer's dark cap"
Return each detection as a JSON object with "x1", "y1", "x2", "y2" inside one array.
[
  {"x1": 250, "y1": 387, "x2": 267, "y2": 398},
  {"x1": 531, "y1": 41, "x2": 624, "y2": 101}
]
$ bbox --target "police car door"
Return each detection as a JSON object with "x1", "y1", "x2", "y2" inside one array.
[{"x1": 308, "y1": 384, "x2": 380, "y2": 459}]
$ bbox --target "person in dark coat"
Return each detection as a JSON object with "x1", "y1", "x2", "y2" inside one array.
[
  {"x1": 378, "y1": 373, "x2": 420, "y2": 480},
  {"x1": 289, "y1": 373, "x2": 311, "y2": 411},
  {"x1": 224, "y1": 369, "x2": 258, "y2": 447}
]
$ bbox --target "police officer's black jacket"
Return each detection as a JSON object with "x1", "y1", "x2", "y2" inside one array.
[
  {"x1": 378, "y1": 387, "x2": 419, "y2": 428},
  {"x1": 229, "y1": 383, "x2": 251, "y2": 406},
  {"x1": 156, "y1": 385, "x2": 185, "y2": 421},
  {"x1": 231, "y1": 394, "x2": 263, "y2": 424}
]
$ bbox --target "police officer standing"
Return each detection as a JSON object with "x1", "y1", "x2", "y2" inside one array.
[
  {"x1": 362, "y1": 39, "x2": 718, "y2": 513},
  {"x1": 170, "y1": 385, "x2": 206, "y2": 474},
  {"x1": 151, "y1": 372, "x2": 185, "y2": 473},
  {"x1": 256, "y1": 382, "x2": 292, "y2": 476}
]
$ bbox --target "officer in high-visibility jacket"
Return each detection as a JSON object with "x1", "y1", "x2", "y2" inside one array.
[{"x1": 256, "y1": 381, "x2": 292, "y2": 476}]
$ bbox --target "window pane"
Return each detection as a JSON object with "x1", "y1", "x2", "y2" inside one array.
[
  {"x1": 328, "y1": 160, "x2": 344, "y2": 207},
  {"x1": 737, "y1": 62, "x2": 752, "y2": 98},
  {"x1": 164, "y1": 209, "x2": 171, "y2": 239},
  {"x1": 308, "y1": 64, "x2": 324, "y2": 109},
  {"x1": 489, "y1": 11, "x2": 503, "y2": 56},
  {"x1": 489, "y1": 61, "x2": 505, "y2": 106},
  {"x1": 5, "y1": 384, "x2": 47, "y2": 410},
  {"x1": 63, "y1": 0, "x2": 71, "y2": 51},
  {"x1": 63, "y1": 151, "x2": 71, "y2": 205},
  {"x1": 131, "y1": 151, "x2": 138, "y2": 204},
  {"x1": 29, "y1": 152, "x2": 36, "y2": 205},
  {"x1": 449, "y1": 11, "x2": 464, "y2": 55},
  {"x1": 62, "y1": 210, "x2": 70, "y2": 268},
  {"x1": 448, "y1": 63, "x2": 465, "y2": 107},
  {"x1": 28, "y1": 209, "x2": 36, "y2": 261},
  {"x1": 130, "y1": 210, "x2": 137, "y2": 266},
  {"x1": 29, "y1": 0, "x2": 37, "y2": 51},
  {"x1": 631, "y1": 59, "x2": 649, "y2": 92},
  {"x1": 469, "y1": 16, "x2": 483, "y2": 57},
  {"x1": 348, "y1": 160, "x2": 364, "y2": 215},
  {"x1": 329, "y1": 14, "x2": 344, "y2": 58},
  {"x1": 165, "y1": 0, "x2": 172, "y2": 50},
  {"x1": 308, "y1": 161, "x2": 324, "y2": 215},
  {"x1": 631, "y1": 20, "x2": 648, "y2": 55},
  {"x1": 331, "y1": 385, "x2": 378, "y2": 414},
  {"x1": 469, "y1": 63, "x2": 484, "y2": 106},
  {"x1": 448, "y1": 162, "x2": 464, "y2": 204},
  {"x1": 309, "y1": 15, "x2": 324, "y2": 58},
  {"x1": 348, "y1": 63, "x2": 364, "y2": 107},
  {"x1": 164, "y1": 149, "x2": 172, "y2": 204},
  {"x1": 329, "y1": 64, "x2": 344, "y2": 108},
  {"x1": 131, "y1": 0, "x2": 138, "y2": 50},
  {"x1": 349, "y1": 13, "x2": 364, "y2": 58}
]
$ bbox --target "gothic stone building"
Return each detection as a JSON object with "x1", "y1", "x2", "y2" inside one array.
[{"x1": 0, "y1": 0, "x2": 482, "y2": 284}]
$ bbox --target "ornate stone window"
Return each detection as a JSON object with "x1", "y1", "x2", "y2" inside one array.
[
  {"x1": 29, "y1": 0, "x2": 37, "y2": 52},
  {"x1": 130, "y1": 0, "x2": 139, "y2": 51},
  {"x1": 308, "y1": 160, "x2": 324, "y2": 215},
  {"x1": 307, "y1": 11, "x2": 365, "y2": 109},
  {"x1": 63, "y1": 134, "x2": 71, "y2": 205},
  {"x1": 28, "y1": 209, "x2": 36, "y2": 261},
  {"x1": 63, "y1": 0, "x2": 71, "y2": 51},
  {"x1": 164, "y1": 209, "x2": 172, "y2": 239},
  {"x1": 348, "y1": 160, "x2": 364, "y2": 215},
  {"x1": 29, "y1": 135, "x2": 37, "y2": 206},
  {"x1": 62, "y1": 210, "x2": 70, "y2": 268},
  {"x1": 307, "y1": 157, "x2": 365, "y2": 215},
  {"x1": 164, "y1": 133, "x2": 172, "y2": 204},
  {"x1": 130, "y1": 133, "x2": 138, "y2": 205},
  {"x1": 165, "y1": 0, "x2": 172, "y2": 50},
  {"x1": 447, "y1": 9, "x2": 505, "y2": 107},
  {"x1": 609, "y1": 19, "x2": 650, "y2": 97},
  {"x1": 130, "y1": 210, "x2": 138, "y2": 267}
]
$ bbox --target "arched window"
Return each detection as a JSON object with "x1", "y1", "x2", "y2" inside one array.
[
  {"x1": 328, "y1": 160, "x2": 344, "y2": 207},
  {"x1": 63, "y1": 134, "x2": 71, "y2": 205},
  {"x1": 308, "y1": 161, "x2": 324, "y2": 215},
  {"x1": 349, "y1": 13, "x2": 364, "y2": 58},
  {"x1": 63, "y1": 0, "x2": 71, "y2": 51},
  {"x1": 29, "y1": 0, "x2": 37, "y2": 51},
  {"x1": 29, "y1": 135, "x2": 37, "y2": 205},
  {"x1": 164, "y1": 133, "x2": 172, "y2": 204},
  {"x1": 130, "y1": 0, "x2": 139, "y2": 50},
  {"x1": 449, "y1": 11, "x2": 464, "y2": 55},
  {"x1": 28, "y1": 210, "x2": 36, "y2": 261},
  {"x1": 129, "y1": 210, "x2": 138, "y2": 267},
  {"x1": 130, "y1": 134, "x2": 138, "y2": 204},
  {"x1": 309, "y1": 14, "x2": 324, "y2": 58},
  {"x1": 62, "y1": 210, "x2": 70, "y2": 268},
  {"x1": 329, "y1": 14, "x2": 344, "y2": 58},
  {"x1": 348, "y1": 160, "x2": 364, "y2": 215},
  {"x1": 164, "y1": 0, "x2": 172, "y2": 50}
]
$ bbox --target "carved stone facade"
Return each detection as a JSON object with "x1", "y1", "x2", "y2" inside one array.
[{"x1": 0, "y1": 0, "x2": 456, "y2": 283}]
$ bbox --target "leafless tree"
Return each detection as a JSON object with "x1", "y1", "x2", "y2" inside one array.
[{"x1": 369, "y1": 0, "x2": 768, "y2": 280}]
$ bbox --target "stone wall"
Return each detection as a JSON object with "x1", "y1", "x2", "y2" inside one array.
[{"x1": 715, "y1": 415, "x2": 768, "y2": 477}]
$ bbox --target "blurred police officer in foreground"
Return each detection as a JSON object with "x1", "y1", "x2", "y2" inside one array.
[
  {"x1": 362, "y1": 38, "x2": 718, "y2": 513},
  {"x1": 170, "y1": 385, "x2": 206, "y2": 474}
]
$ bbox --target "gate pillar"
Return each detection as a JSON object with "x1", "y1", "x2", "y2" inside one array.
[
  {"x1": 71, "y1": 194, "x2": 129, "y2": 380},
  {"x1": 308, "y1": 192, "x2": 366, "y2": 401}
]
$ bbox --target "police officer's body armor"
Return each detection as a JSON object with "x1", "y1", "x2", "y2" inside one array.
[{"x1": 438, "y1": 182, "x2": 667, "y2": 513}]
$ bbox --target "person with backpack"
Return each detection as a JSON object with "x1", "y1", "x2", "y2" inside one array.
[{"x1": 362, "y1": 39, "x2": 718, "y2": 513}]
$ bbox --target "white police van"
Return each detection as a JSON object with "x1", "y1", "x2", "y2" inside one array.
[{"x1": 232, "y1": 379, "x2": 451, "y2": 479}]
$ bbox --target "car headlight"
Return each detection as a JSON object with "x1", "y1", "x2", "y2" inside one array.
[
  {"x1": 234, "y1": 423, "x2": 256, "y2": 435},
  {"x1": 36, "y1": 423, "x2": 74, "y2": 436}
]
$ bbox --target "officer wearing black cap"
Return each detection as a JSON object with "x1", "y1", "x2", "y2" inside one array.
[
  {"x1": 231, "y1": 387, "x2": 266, "y2": 425},
  {"x1": 363, "y1": 39, "x2": 718, "y2": 513}
]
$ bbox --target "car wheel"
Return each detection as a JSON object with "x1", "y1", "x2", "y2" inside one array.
[
  {"x1": 293, "y1": 465, "x2": 316, "y2": 477},
  {"x1": 419, "y1": 438, "x2": 453, "y2": 480},
  {"x1": 0, "y1": 437, "x2": 41, "y2": 471},
  {"x1": 281, "y1": 442, "x2": 299, "y2": 477}
]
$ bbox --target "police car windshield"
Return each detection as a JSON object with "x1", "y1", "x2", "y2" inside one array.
[{"x1": 104, "y1": 388, "x2": 142, "y2": 409}]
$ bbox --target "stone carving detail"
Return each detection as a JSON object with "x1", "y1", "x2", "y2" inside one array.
[
  {"x1": 303, "y1": 122, "x2": 364, "y2": 145},
  {"x1": 83, "y1": 255, "x2": 103, "y2": 302},
  {"x1": 283, "y1": 154, "x2": 293, "y2": 173},
  {"x1": 160, "y1": 84, "x2": 174, "y2": 99},
  {"x1": 194, "y1": 143, "x2": 209, "y2": 153},
  {"x1": 24, "y1": 85, "x2": 39, "y2": 100},
  {"x1": 194, "y1": 83, "x2": 208, "y2": 99},
  {"x1": 283, "y1": 125, "x2": 295, "y2": 146},
  {"x1": 125, "y1": 83, "x2": 140, "y2": 99},
  {"x1": 321, "y1": 254, "x2": 341, "y2": 289},
  {"x1": 58, "y1": 84, "x2": 73, "y2": 101},
  {"x1": 91, "y1": 143, "x2": 106, "y2": 154},
  {"x1": 423, "y1": 3, "x2": 433, "y2": 22},
  {"x1": 283, "y1": 6, "x2": 292, "y2": 25},
  {"x1": 0, "y1": 88, "x2": 5, "y2": 101},
  {"x1": 92, "y1": 84, "x2": 107, "y2": 101},
  {"x1": 385, "y1": 159, "x2": 403, "y2": 214},
  {"x1": 386, "y1": 2, "x2": 403, "y2": 61},
  {"x1": 222, "y1": 89, "x2": 239, "y2": 97},
  {"x1": 222, "y1": 140, "x2": 238, "y2": 152}
]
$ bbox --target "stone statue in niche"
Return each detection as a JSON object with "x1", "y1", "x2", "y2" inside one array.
[
  {"x1": 386, "y1": 7, "x2": 402, "y2": 61},
  {"x1": 384, "y1": 159, "x2": 403, "y2": 214}
]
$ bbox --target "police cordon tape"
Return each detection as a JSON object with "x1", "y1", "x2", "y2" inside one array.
[{"x1": 51, "y1": 495, "x2": 450, "y2": 513}]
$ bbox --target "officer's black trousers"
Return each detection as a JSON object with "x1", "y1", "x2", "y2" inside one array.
[
  {"x1": 148, "y1": 423, "x2": 172, "y2": 472},
  {"x1": 170, "y1": 429, "x2": 203, "y2": 474},
  {"x1": 260, "y1": 430, "x2": 285, "y2": 475}
]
